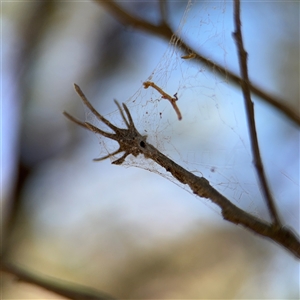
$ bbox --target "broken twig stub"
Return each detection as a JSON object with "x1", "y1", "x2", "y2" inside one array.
[{"x1": 143, "y1": 81, "x2": 182, "y2": 120}]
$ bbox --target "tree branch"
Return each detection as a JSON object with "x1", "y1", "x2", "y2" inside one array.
[
  {"x1": 232, "y1": 0, "x2": 281, "y2": 226},
  {"x1": 94, "y1": 0, "x2": 173, "y2": 40},
  {"x1": 143, "y1": 81, "x2": 182, "y2": 120},
  {"x1": 1, "y1": 260, "x2": 116, "y2": 300},
  {"x1": 95, "y1": 0, "x2": 300, "y2": 127},
  {"x1": 64, "y1": 85, "x2": 300, "y2": 259}
]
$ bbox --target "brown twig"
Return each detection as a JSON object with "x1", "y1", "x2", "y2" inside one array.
[
  {"x1": 143, "y1": 81, "x2": 182, "y2": 120},
  {"x1": 232, "y1": 0, "x2": 281, "y2": 227},
  {"x1": 94, "y1": 0, "x2": 173, "y2": 40},
  {"x1": 95, "y1": 0, "x2": 300, "y2": 127},
  {"x1": 63, "y1": 85, "x2": 300, "y2": 258},
  {"x1": 1, "y1": 260, "x2": 116, "y2": 300}
]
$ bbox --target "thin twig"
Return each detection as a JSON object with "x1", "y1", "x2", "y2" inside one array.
[
  {"x1": 232, "y1": 0, "x2": 281, "y2": 227},
  {"x1": 1, "y1": 261, "x2": 116, "y2": 300},
  {"x1": 63, "y1": 85, "x2": 300, "y2": 258},
  {"x1": 143, "y1": 81, "x2": 182, "y2": 120},
  {"x1": 95, "y1": 0, "x2": 300, "y2": 127}
]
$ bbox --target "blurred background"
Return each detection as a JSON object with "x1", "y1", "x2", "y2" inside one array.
[{"x1": 2, "y1": 0, "x2": 299, "y2": 299}]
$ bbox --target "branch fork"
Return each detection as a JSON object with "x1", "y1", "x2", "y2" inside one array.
[
  {"x1": 63, "y1": 84, "x2": 300, "y2": 258},
  {"x1": 63, "y1": 84, "x2": 148, "y2": 165}
]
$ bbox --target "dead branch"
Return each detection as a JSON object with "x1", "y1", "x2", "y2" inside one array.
[
  {"x1": 143, "y1": 81, "x2": 182, "y2": 120},
  {"x1": 63, "y1": 84, "x2": 300, "y2": 259}
]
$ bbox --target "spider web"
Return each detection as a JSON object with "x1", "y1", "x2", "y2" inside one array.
[{"x1": 88, "y1": 1, "x2": 266, "y2": 219}]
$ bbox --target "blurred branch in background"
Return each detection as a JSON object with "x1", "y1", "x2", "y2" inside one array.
[
  {"x1": 2, "y1": 227, "x2": 276, "y2": 299},
  {"x1": 2, "y1": 0, "x2": 59, "y2": 257},
  {"x1": 1, "y1": 261, "x2": 116, "y2": 300},
  {"x1": 2, "y1": 1, "x2": 144, "y2": 297},
  {"x1": 96, "y1": 0, "x2": 300, "y2": 127},
  {"x1": 2, "y1": 0, "x2": 141, "y2": 254}
]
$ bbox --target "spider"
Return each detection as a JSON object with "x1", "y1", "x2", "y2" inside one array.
[{"x1": 63, "y1": 84, "x2": 148, "y2": 165}]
